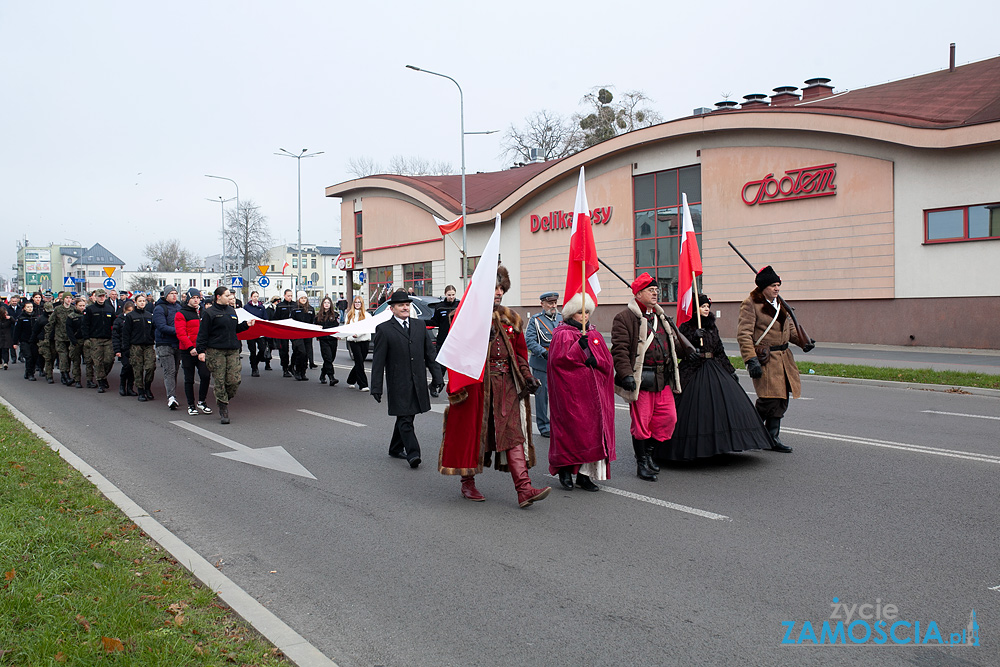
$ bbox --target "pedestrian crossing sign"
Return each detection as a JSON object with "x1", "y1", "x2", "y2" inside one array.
[
  {"x1": 231, "y1": 277, "x2": 244, "y2": 288},
  {"x1": 63, "y1": 276, "x2": 75, "y2": 287}
]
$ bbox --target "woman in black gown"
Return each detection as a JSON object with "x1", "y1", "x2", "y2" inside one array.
[{"x1": 655, "y1": 294, "x2": 773, "y2": 462}]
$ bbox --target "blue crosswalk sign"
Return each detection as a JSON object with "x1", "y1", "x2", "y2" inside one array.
[
  {"x1": 64, "y1": 276, "x2": 75, "y2": 287},
  {"x1": 231, "y1": 277, "x2": 243, "y2": 288}
]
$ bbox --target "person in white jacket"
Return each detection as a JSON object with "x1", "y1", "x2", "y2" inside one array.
[{"x1": 342, "y1": 295, "x2": 370, "y2": 391}]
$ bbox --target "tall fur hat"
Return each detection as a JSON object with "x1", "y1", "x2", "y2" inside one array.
[
  {"x1": 563, "y1": 292, "x2": 596, "y2": 317},
  {"x1": 755, "y1": 265, "x2": 781, "y2": 289},
  {"x1": 496, "y1": 265, "x2": 511, "y2": 293}
]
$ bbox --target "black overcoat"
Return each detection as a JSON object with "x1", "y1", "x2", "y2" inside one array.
[{"x1": 370, "y1": 317, "x2": 436, "y2": 417}]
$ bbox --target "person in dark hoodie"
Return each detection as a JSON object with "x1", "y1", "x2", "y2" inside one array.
[
  {"x1": 0, "y1": 304, "x2": 13, "y2": 370},
  {"x1": 112, "y1": 299, "x2": 136, "y2": 396},
  {"x1": 242, "y1": 290, "x2": 268, "y2": 377},
  {"x1": 65, "y1": 297, "x2": 88, "y2": 388},
  {"x1": 175, "y1": 288, "x2": 212, "y2": 415},
  {"x1": 34, "y1": 301, "x2": 55, "y2": 383},
  {"x1": 271, "y1": 289, "x2": 296, "y2": 376},
  {"x1": 123, "y1": 293, "x2": 158, "y2": 402},
  {"x1": 315, "y1": 295, "x2": 340, "y2": 386},
  {"x1": 152, "y1": 285, "x2": 182, "y2": 410},
  {"x1": 289, "y1": 291, "x2": 315, "y2": 381},
  {"x1": 196, "y1": 286, "x2": 252, "y2": 424},
  {"x1": 13, "y1": 301, "x2": 37, "y2": 380},
  {"x1": 82, "y1": 289, "x2": 116, "y2": 393}
]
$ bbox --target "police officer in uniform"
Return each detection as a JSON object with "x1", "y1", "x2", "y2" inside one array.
[{"x1": 524, "y1": 291, "x2": 562, "y2": 438}]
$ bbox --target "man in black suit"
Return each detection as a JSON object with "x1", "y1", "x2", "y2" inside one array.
[{"x1": 370, "y1": 289, "x2": 437, "y2": 469}]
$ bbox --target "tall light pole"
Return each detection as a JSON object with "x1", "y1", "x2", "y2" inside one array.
[
  {"x1": 406, "y1": 65, "x2": 469, "y2": 291},
  {"x1": 206, "y1": 196, "x2": 235, "y2": 281},
  {"x1": 275, "y1": 148, "x2": 324, "y2": 294},
  {"x1": 204, "y1": 175, "x2": 239, "y2": 275}
]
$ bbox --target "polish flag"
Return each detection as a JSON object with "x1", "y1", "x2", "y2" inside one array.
[
  {"x1": 434, "y1": 214, "x2": 463, "y2": 236},
  {"x1": 281, "y1": 261, "x2": 290, "y2": 275},
  {"x1": 435, "y1": 213, "x2": 501, "y2": 393},
  {"x1": 676, "y1": 192, "x2": 703, "y2": 325},
  {"x1": 563, "y1": 166, "x2": 601, "y2": 307}
]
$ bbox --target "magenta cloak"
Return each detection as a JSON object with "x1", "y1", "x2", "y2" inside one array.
[{"x1": 546, "y1": 322, "x2": 617, "y2": 476}]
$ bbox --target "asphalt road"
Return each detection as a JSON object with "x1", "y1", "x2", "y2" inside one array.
[{"x1": 2, "y1": 349, "x2": 998, "y2": 667}]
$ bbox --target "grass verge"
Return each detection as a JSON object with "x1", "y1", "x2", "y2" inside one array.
[
  {"x1": 0, "y1": 405, "x2": 293, "y2": 666},
  {"x1": 729, "y1": 357, "x2": 1000, "y2": 390}
]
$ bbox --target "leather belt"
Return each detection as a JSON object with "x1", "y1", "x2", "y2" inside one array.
[
  {"x1": 488, "y1": 359, "x2": 510, "y2": 374},
  {"x1": 701, "y1": 352, "x2": 714, "y2": 359},
  {"x1": 770, "y1": 343, "x2": 789, "y2": 352}
]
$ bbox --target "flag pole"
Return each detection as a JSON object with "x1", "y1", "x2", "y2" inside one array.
[
  {"x1": 692, "y1": 271, "x2": 702, "y2": 347},
  {"x1": 580, "y1": 260, "x2": 587, "y2": 331}
]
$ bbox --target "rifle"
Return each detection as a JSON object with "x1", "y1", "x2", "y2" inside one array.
[
  {"x1": 727, "y1": 242, "x2": 815, "y2": 352},
  {"x1": 596, "y1": 258, "x2": 697, "y2": 357}
]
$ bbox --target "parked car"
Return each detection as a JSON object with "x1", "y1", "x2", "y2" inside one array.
[{"x1": 365, "y1": 295, "x2": 441, "y2": 358}]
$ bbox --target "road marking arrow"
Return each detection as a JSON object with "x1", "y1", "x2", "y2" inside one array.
[
  {"x1": 297, "y1": 409, "x2": 364, "y2": 427},
  {"x1": 170, "y1": 421, "x2": 316, "y2": 479}
]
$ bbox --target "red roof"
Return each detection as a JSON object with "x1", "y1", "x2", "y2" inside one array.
[
  {"x1": 724, "y1": 55, "x2": 1000, "y2": 128},
  {"x1": 368, "y1": 160, "x2": 557, "y2": 215}
]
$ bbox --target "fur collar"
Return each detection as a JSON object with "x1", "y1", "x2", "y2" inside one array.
[{"x1": 749, "y1": 289, "x2": 786, "y2": 323}]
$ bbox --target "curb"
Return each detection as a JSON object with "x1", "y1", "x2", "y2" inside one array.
[
  {"x1": 734, "y1": 370, "x2": 1000, "y2": 398},
  {"x1": 0, "y1": 395, "x2": 339, "y2": 667}
]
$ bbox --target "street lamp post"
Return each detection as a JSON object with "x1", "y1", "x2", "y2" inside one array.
[
  {"x1": 206, "y1": 196, "x2": 235, "y2": 285},
  {"x1": 204, "y1": 175, "x2": 239, "y2": 275},
  {"x1": 275, "y1": 149, "x2": 324, "y2": 294}
]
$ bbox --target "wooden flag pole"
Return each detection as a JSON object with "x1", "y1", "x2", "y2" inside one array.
[
  {"x1": 692, "y1": 271, "x2": 703, "y2": 347},
  {"x1": 580, "y1": 260, "x2": 588, "y2": 331}
]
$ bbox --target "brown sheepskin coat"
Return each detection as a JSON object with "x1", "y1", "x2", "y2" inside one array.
[{"x1": 736, "y1": 289, "x2": 806, "y2": 399}]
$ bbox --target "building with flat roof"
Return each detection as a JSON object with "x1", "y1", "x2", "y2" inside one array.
[{"x1": 327, "y1": 55, "x2": 1000, "y2": 348}]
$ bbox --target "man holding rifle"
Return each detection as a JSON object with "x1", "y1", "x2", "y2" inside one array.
[{"x1": 736, "y1": 265, "x2": 814, "y2": 453}]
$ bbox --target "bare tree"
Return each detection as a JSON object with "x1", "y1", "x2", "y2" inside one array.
[
  {"x1": 501, "y1": 109, "x2": 583, "y2": 163},
  {"x1": 224, "y1": 199, "x2": 272, "y2": 273},
  {"x1": 387, "y1": 156, "x2": 454, "y2": 176},
  {"x1": 346, "y1": 156, "x2": 383, "y2": 178},
  {"x1": 127, "y1": 272, "x2": 161, "y2": 294},
  {"x1": 143, "y1": 239, "x2": 200, "y2": 271},
  {"x1": 575, "y1": 86, "x2": 662, "y2": 148}
]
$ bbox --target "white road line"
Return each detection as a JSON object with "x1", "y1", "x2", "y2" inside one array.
[
  {"x1": 988, "y1": 584, "x2": 1000, "y2": 592},
  {"x1": 298, "y1": 409, "x2": 365, "y2": 427},
  {"x1": 542, "y1": 475, "x2": 731, "y2": 521},
  {"x1": 922, "y1": 410, "x2": 1000, "y2": 421},
  {"x1": 783, "y1": 427, "x2": 1000, "y2": 464},
  {"x1": 173, "y1": 420, "x2": 252, "y2": 451}
]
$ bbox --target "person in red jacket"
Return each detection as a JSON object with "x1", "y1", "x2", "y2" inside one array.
[{"x1": 175, "y1": 288, "x2": 212, "y2": 416}]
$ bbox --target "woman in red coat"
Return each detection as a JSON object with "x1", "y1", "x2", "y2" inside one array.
[
  {"x1": 175, "y1": 288, "x2": 212, "y2": 415},
  {"x1": 547, "y1": 292, "x2": 616, "y2": 491}
]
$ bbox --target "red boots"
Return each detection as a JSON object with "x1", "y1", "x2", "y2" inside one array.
[
  {"x1": 460, "y1": 476, "x2": 485, "y2": 501},
  {"x1": 506, "y1": 444, "x2": 551, "y2": 508}
]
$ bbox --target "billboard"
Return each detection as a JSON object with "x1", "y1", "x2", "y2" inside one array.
[{"x1": 24, "y1": 249, "x2": 52, "y2": 286}]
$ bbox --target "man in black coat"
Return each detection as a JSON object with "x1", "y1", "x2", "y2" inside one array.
[{"x1": 370, "y1": 289, "x2": 437, "y2": 469}]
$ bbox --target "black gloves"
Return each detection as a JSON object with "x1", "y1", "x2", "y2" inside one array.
[
  {"x1": 578, "y1": 335, "x2": 590, "y2": 350},
  {"x1": 371, "y1": 392, "x2": 382, "y2": 403},
  {"x1": 620, "y1": 375, "x2": 637, "y2": 392},
  {"x1": 584, "y1": 353, "x2": 598, "y2": 369},
  {"x1": 694, "y1": 328, "x2": 706, "y2": 340},
  {"x1": 525, "y1": 377, "x2": 542, "y2": 395},
  {"x1": 802, "y1": 339, "x2": 816, "y2": 353},
  {"x1": 746, "y1": 357, "x2": 763, "y2": 379},
  {"x1": 686, "y1": 350, "x2": 701, "y2": 363}
]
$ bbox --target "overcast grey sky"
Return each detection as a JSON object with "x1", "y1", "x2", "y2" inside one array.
[{"x1": 2, "y1": 0, "x2": 997, "y2": 285}]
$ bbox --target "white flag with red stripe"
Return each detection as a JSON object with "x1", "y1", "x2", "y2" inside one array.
[
  {"x1": 563, "y1": 167, "x2": 601, "y2": 307},
  {"x1": 676, "y1": 192, "x2": 703, "y2": 325},
  {"x1": 434, "y1": 214, "x2": 463, "y2": 236}
]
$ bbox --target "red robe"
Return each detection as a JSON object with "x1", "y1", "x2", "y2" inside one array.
[{"x1": 547, "y1": 322, "x2": 617, "y2": 475}]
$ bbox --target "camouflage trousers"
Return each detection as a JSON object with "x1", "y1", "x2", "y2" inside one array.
[
  {"x1": 68, "y1": 343, "x2": 84, "y2": 383},
  {"x1": 130, "y1": 344, "x2": 156, "y2": 391},
  {"x1": 38, "y1": 341, "x2": 54, "y2": 377},
  {"x1": 83, "y1": 340, "x2": 95, "y2": 381},
  {"x1": 57, "y1": 340, "x2": 72, "y2": 380},
  {"x1": 88, "y1": 339, "x2": 113, "y2": 381},
  {"x1": 205, "y1": 348, "x2": 241, "y2": 404}
]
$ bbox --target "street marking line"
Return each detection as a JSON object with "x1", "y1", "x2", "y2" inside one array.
[
  {"x1": 298, "y1": 409, "x2": 365, "y2": 427},
  {"x1": 988, "y1": 585, "x2": 1000, "y2": 592},
  {"x1": 173, "y1": 420, "x2": 250, "y2": 451},
  {"x1": 544, "y1": 475, "x2": 731, "y2": 521},
  {"x1": 171, "y1": 421, "x2": 316, "y2": 478},
  {"x1": 922, "y1": 410, "x2": 1000, "y2": 421},
  {"x1": 783, "y1": 427, "x2": 1000, "y2": 464}
]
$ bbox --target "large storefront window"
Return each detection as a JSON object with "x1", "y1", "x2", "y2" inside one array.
[
  {"x1": 355, "y1": 212, "x2": 364, "y2": 262},
  {"x1": 368, "y1": 265, "x2": 393, "y2": 307},
  {"x1": 461, "y1": 255, "x2": 481, "y2": 279},
  {"x1": 633, "y1": 165, "x2": 702, "y2": 303},
  {"x1": 925, "y1": 203, "x2": 1000, "y2": 243},
  {"x1": 404, "y1": 262, "x2": 433, "y2": 296}
]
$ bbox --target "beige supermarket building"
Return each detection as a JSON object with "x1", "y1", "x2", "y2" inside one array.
[{"x1": 327, "y1": 56, "x2": 1000, "y2": 349}]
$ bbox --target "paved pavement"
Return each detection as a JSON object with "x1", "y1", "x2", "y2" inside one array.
[{"x1": 2, "y1": 342, "x2": 999, "y2": 666}]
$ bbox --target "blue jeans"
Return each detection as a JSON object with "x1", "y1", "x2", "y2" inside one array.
[{"x1": 533, "y1": 368, "x2": 549, "y2": 435}]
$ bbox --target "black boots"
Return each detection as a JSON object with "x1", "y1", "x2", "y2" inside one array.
[
  {"x1": 219, "y1": 402, "x2": 230, "y2": 424},
  {"x1": 119, "y1": 378, "x2": 127, "y2": 396},
  {"x1": 632, "y1": 437, "x2": 658, "y2": 481},
  {"x1": 645, "y1": 443, "x2": 660, "y2": 473},
  {"x1": 576, "y1": 473, "x2": 599, "y2": 492},
  {"x1": 558, "y1": 468, "x2": 574, "y2": 490},
  {"x1": 96, "y1": 379, "x2": 106, "y2": 393},
  {"x1": 765, "y1": 418, "x2": 793, "y2": 453}
]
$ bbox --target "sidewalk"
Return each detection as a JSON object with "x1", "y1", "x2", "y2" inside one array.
[{"x1": 719, "y1": 340, "x2": 1000, "y2": 375}]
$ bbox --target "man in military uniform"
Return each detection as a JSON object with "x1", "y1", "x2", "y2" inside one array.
[
  {"x1": 50, "y1": 292, "x2": 74, "y2": 385},
  {"x1": 35, "y1": 301, "x2": 56, "y2": 382},
  {"x1": 82, "y1": 288, "x2": 116, "y2": 393},
  {"x1": 524, "y1": 291, "x2": 562, "y2": 438}
]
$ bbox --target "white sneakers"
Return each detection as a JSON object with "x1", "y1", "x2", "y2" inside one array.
[
  {"x1": 196, "y1": 401, "x2": 212, "y2": 414},
  {"x1": 167, "y1": 395, "x2": 179, "y2": 410}
]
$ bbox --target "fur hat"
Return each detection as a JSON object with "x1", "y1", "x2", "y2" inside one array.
[
  {"x1": 563, "y1": 292, "x2": 596, "y2": 316},
  {"x1": 631, "y1": 272, "x2": 655, "y2": 295},
  {"x1": 755, "y1": 265, "x2": 781, "y2": 289},
  {"x1": 698, "y1": 293, "x2": 711, "y2": 306},
  {"x1": 496, "y1": 265, "x2": 511, "y2": 293}
]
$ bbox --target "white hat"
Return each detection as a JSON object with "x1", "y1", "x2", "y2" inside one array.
[
  {"x1": 563, "y1": 292, "x2": 596, "y2": 316},
  {"x1": 296, "y1": 291, "x2": 308, "y2": 299}
]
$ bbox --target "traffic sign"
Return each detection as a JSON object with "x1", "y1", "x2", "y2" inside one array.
[
  {"x1": 306, "y1": 280, "x2": 313, "y2": 287},
  {"x1": 103, "y1": 267, "x2": 116, "y2": 279},
  {"x1": 258, "y1": 265, "x2": 269, "y2": 276},
  {"x1": 357, "y1": 271, "x2": 365, "y2": 283},
  {"x1": 63, "y1": 276, "x2": 75, "y2": 287},
  {"x1": 231, "y1": 277, "x2": 243, "y2": 288},
  {"x1": 258, "y1": 276, "x2": 270, "y2": 288},
  {"x1": 103, "y1": 277, "x2": 117, "y2": 290}
]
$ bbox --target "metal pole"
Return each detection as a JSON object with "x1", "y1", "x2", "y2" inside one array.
[
  {"x1": 275, "y1": 149, "x2": 323, "y2": 296},
  {"x1": 205, "y1": 175, "x2": 239, "y2": 275}
]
